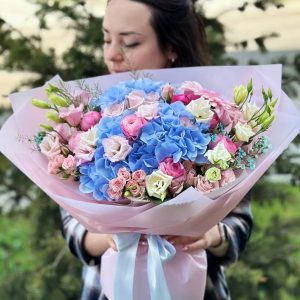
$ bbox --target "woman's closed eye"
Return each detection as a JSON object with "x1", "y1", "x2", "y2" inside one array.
[{"x1": 124, "y1": 42, "x2": 140, "y2": 48}]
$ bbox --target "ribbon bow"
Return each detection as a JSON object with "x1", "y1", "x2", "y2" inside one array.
[{"x1": 113, "y1": 233, "x2": 176, "y2": 300}]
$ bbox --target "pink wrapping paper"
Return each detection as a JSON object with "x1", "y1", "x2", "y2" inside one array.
[{"x1": 0, "y1": 65, "x2": 299, "y2": 300}]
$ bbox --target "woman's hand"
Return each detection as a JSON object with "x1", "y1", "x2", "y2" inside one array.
[
  {"x1": 84, "y1": 233, "x2": 117, "y2": 257},
  {"x1": 163, "y1": 224, "x2": 224, "y2": 253}
]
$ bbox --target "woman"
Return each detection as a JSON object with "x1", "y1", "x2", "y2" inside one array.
[{"x1": 61, "y1": 1, "x2": 253, "y2": 299}]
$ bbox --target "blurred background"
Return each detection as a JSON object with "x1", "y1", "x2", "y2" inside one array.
[{"x1": 0, "y1": 0, "x2": 299, "y2": 299}]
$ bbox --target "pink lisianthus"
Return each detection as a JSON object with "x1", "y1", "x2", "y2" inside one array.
[
  {"x1": 145, "y1": 92, "x2": 160, "y2": 103},
  {"x1": 137, "y1": 103, "x2": 159, "y2": 120},
  {"x1": 161, "y1": 84, "x2": 175, "y2": 101},
  {"x1": 121, "y1": 115, "x2": 148, "y2": 140},
  {"x1": 72, "y1": 89, "x2": 92, "y2": 105},
  {"x1": 126, "y1": 91, "x2": 145, "y2": 109},
  {"x1": 210, "y1": 135, "x2": 238, "y2": 154},
  {"x1": 132, "y1": 170, "x2": 146, "y2": 185},
  {"x1": 54, "y1": 123, "x2": 77, "y2": 142},
  {"x1": 40, "y1": 133, "x2": 61, "y2": 160},
  {"x1": 109, "y1": 177, "x2": 126, "y2": 193},
  {"x1": 68, "y1": 131, "x2": 83, "y2": 153},
  {"x1": 59, "y1": 104, "x2": 84, "y2": 127},
  {"x1": 80, "y1": 111, "x2": 101, "y2": 131},
  {"x1": 219, "y1": 169, "x2": 236, "y2": 188},
  {"x1": 180, "y1": 81, "x2": 203, "y2": 94},
  {"x1": 171, "y1": 91, "x2": 200, "y2": 106},
  {"x1": 62, "y1": 155, "x2": 77, "y2": 172},
  {"x1": 159, "y1": 157, "x2": 186, "y2": 180},
  {"x1": 195, "y1": 175, "x2": 220, "y2": 193},
  {"x1": 102, "y1": 136, "x2": 132, "y2": 162},
  {"x1": 47, "y1": 154, "x2": 65, "y2": 174},
  {"x1": 117, "y1": 167, "x2": 131, "y2": 182},
  {"x1": 107, "y1": 187, "x2": 123, "y2": 200},
  {"x1": 103, "y1": 102, "x2": 125, "y2": 117}
]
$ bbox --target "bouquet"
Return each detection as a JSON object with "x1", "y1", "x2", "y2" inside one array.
[{"x1": 0, "y1": 65, "x2": 299, "y2": 300}]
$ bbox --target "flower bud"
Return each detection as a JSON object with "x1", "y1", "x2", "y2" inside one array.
[
  {"x1": 40, "y1": 124, "x2": 54, "y2": 131},
  {"x1": 267, "y1": 88, "x2": 272, "y2": 99},
  {"x1": 247, "y1": 79, "x2": 253, "y2": 93},
  {"x1": 46, "y1": 83, "x2": 60, "y2": 95},
  {"x1": 234, "y1": 85, "x2": 248, "y2": 105},
  {"x1": 257, "y1": 110, "x2": 270, "y2": 124},
  {"x1": 32, "y1": 99, "x2": 51, "y2": 109},
  {"x1": 261, "y1": 115, "x2": 275, "y2": 130},
  {"x1": 262, "y1": 88, "x2": 268, "y2": 102},
  {"x1": 48, "y1": 94, "x2": 70, "y2": 107},
  {"x1": 46, "y1": 111, "x2": 64, "y2": 123},
  {"x1": 269, "y1": 98, "x2": 278, "y2": 109}
]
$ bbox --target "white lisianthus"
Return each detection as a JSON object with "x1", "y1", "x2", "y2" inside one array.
[
  {"x1": 235, "y1": 121, "x2": 255, "y2": 142},
  {"x1": 205, "y1": 143, "x2": 232, "y2": 169},
  {"x1": 145, "y1": 170, "x2": 173, "y2": 201},
  {"x1": 80, "y1": 126, "x2": 98, "y2": 146},
  {"x1": 186, "y1": 97, "x2": 214, "y2": 123},
  {"x1": 40, "y1": 133, "x2": 61, "y2": 160}
]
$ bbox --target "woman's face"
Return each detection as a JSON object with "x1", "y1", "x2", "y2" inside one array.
[{"x1": 103, "y1": 0, "x2": 172, "y2": 73}]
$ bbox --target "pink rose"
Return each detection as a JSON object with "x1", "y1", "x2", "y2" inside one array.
[
  {"x1": 171, "y1": 91, "x2": 200, "y2": 106},
  {"x1": 72, "y1": 89, "x2": 92, "y2": 105},
  {"x1": 159, "y1": 157, "x2": 186, "y2": 180},
  {"x1": 125, "y1": 180, "x2": 143, "y2": 197},
  {"x1": 107, "y1": 187, "x2": 123, "y2": 200},
  {"x1": 195, "y1": 175, "x2": 220, "y2": 193},
  {"x1": 68, "y1": 131, "x2": 83, "y2": 153},
  {"x1": 62, "y1": 155, "x2": 77, "y2": 171},
  {"x1": 168, "y1": 178, "x2": 184, "y2": 197},
  {"x1": 126, "y1": 91, "x2": 145, "y2": 109},
  {"x1": 47, "y1": 154, "x2": 64, "y2": 174},
  {"x1": 121, "y1": 115, "x2": 148, "y2": 140},
  {"x1": 145, "y1": 92, "x2": 160, "y2": 103},
  {"x1": 209, "y1": 113, "x2": 219, "y2": 130},
  {"x1": 102, "y1": 136, "x2": 132, "y2": 162},
  {"x1": 219, "y1": 169, "x2": 236, "y2": 188},
  {"x1": 103, "y1": 102, "x2": 125, "y2": 117},
  {"x1": 137, "y1": 103, "x2": 159, "y2": 120},
  {"x1": 210, "y1": 135, "x2": 238, "y2": 154},
  {"x1": 40, "y1": 134, "x2": 61, "y2": 160},
  {"x1": 117, "y1": 167, "x2": 131, "y2": 181},
  {"x1": 161, "y1": 84, "x2": 175, "y2": 100},
  {"x1": 132, "y1": 170, "x2": 146, "y2": 185},
  {"x1": 59, "y1": 104, "x2": 84, "y2": 127},
  {"x1": 182, "y1": 160, "x2": 194, "y2": 173},
  {"x1": 109, "y1": 177, "x2": 126, "y2": 193},
  {"x1": 80, "y1": 111, "x2": 101, "y2": 131},
  {"x1": 55, "y1": 123, "x2": 77, "y2": 142}
]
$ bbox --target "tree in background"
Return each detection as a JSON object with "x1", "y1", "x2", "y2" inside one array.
[{"x1": 0, "y1": 1, "x2": 299, "y2": 299}]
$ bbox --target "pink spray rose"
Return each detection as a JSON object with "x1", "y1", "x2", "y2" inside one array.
[
  {"x1": 47, "y1": 154, "x2": 65, "y2": 174},
  {"x1": 210, "y1": 135, "x2": 238, "y2": 154},
  {"x1": 132, "y1": 170, "x2": 146, "y2": 185},
  {"x1": 59, "y1": 104, "x2": 84, "y2": 127},
  {"x1": 159, "y1": 157, "x2": 186, "y2": 180},
  {"x1": 80, "y1": 111, "x2": 101, "y2": 131},
  {"x1": 109, "y1": 177, "x2": 126, "y2": 193},
  {"x1": 117, "y1": 167, "x2": 131, "y2": 181},
  {"x1": 40, "y1": 133, "x2": 61, "y2": 160},
  {"x1": 62, "y1": 155, "x2": 77, "y2": 171},
  {"x1": 126, "y1": 91, "x2": 145, "y2": 109},
  {"x1": 125, "y1": 180, "x2": 144, "y2": 197},
  {"x1": 107, "y1": 187, "x2": 123, "y2": 200},
  {"x1": 102, "y1": 136, "x2": 132, "y2": 162},
  {"x1": 195, "y1": 175, "x2": 220, "y2": 193},
  {"x1": 121, "y1": 115, "x2": 148, "y2": 140}
]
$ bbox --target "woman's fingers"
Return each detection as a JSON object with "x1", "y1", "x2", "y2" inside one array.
[{"x1": 182, "y1": 238, "x2": 208, "y2": 252}]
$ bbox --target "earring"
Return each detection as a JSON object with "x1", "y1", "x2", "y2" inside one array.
[{"x1": 171, "y1": 57, "x2": 176, "y2": 63}]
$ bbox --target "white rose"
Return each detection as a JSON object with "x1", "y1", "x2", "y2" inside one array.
[
  {"x1": 186, "y1": 97, "x2": 214, "y2": 123},
  {"x1": 235, "y1": 121, "x2": 255, "y2": 142},
  {"x1": 205, "y1": 143, "x2": 232, "y2": 169}
]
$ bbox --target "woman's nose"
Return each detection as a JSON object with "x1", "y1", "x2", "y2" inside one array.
[{"x1": 105, "y1": 43, "x2": 124, "y2": 62}]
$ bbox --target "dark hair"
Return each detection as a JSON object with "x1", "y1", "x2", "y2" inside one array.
[{"x1": 130, "y1": 0, "x2": 210, "y2": 67}]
